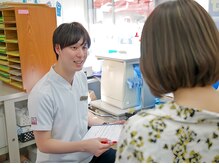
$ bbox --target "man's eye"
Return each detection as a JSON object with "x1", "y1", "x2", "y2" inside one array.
[
  {"x1": 71, "y1": 46, "x2": 77, "y2": 50},
  {"x1": 83, "y1": 44, "x2": 88, "y2": 49}
]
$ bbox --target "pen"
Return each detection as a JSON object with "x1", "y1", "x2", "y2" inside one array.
[{"x1": 101, "y1": 140, "x2": 117, "y2": 144}]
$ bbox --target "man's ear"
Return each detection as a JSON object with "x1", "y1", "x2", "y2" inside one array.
[{"x1": 55, "y1": 44, "x2": 61, "y2": 54}]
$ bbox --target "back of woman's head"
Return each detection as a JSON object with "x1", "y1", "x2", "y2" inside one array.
[{"x1": 140, "y1": 0, "x2": 219, "y2": 97}]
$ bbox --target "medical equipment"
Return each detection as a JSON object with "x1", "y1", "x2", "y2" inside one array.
[{"x1": 91, "y1": 54, "x2": 155, "y2": 116}]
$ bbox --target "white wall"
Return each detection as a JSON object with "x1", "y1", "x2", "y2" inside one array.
[
  {"x1": 0, "y1": 0, "x2": 88, "y2": 27},
  {"x1": 61, "y1": 0, "x2": 88, "y2": 28},
  {"x1": 1, "y1": 0, "x2": 209, "y2": 27},
  {"x1": 195, "y1": 0, "x2": 209, "y2": 11},
  {"x1": 37, "y1": 0, "x2": 63, "y2": 25}
]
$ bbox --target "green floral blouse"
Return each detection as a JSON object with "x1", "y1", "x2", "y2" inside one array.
[{"x1": 116, "y1": 101, "x2": 219, "y2": 163}]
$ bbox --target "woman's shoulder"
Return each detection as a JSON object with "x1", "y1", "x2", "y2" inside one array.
[{"x1": 126, "y1": 109, "x2": 158, "y2": 127}]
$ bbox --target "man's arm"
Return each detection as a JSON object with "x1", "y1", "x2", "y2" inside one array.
[
  {"x1": 88, "y1": 110, "x2": 105, "y2": 127},
  {"x1": 34, "y1": 130, "x2": 112, "y2": 156},
  {"x1": 88, "y1": 111, "x2": 126, "y2": 127}
]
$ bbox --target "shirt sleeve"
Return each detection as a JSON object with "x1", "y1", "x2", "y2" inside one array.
[{"x1": 28, "y1": 89, "x2": 54, "y2": 131}]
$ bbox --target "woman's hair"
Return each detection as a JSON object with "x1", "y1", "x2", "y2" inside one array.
[
  {"x1": 52, "y1": 22, "x2": 91, "y2": 60},
  {"x1": 140, "y1": 0, "x2": 219, "y2": 97}
]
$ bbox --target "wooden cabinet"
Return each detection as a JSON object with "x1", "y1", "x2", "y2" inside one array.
[{"x1": 0, "y1": 3, "x2": 57, "y2": 92}]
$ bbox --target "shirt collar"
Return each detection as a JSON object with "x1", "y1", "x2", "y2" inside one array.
[
  {"x1": 49, "y1": 66, "x2": 74, "y2": 90},
  {"x1": 148, "y1": 101, "x2": 219, "y2": 123}
]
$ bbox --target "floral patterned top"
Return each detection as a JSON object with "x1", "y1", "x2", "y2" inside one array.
[{"x1": 116, "y1": 101, "x2": 219, "y2": 163}]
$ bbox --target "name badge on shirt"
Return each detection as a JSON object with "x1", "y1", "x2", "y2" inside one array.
[{"x1": 80, "y1": 96, "x2": 88, "y2": 101}]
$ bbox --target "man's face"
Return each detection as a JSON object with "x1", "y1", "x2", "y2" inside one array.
[{"x1": 57, "y1": 38, "x2": 88, "y2": 74}]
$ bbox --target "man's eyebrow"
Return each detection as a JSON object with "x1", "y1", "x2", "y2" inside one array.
[{"x1": 81, "y1": 42, "x2": 88, "y2": 46}]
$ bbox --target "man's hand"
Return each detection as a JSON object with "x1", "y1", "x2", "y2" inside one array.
[{"x1": 82, "y1": 138, "x2": 115, "y2": 157}]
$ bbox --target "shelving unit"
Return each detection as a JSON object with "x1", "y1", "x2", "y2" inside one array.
[
  {"x1": 0, "y1": 3, "x2": 57, "y2": 92},
  {"x1": 0, "y1": 81, "x2": 36, "y2": 162}
]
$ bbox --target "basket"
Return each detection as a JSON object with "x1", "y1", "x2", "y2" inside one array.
[{"x1": 18, "y1": 131, "x2": 35, "y2": 143}]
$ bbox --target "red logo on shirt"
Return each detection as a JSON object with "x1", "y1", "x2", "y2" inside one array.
[{"x1": 31, "y1": 117, "x2": 37, "y2": 125}]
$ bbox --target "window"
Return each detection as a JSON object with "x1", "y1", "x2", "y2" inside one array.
[{"x1": 85, "y1": 0, "x2": 154, "y2": 72}]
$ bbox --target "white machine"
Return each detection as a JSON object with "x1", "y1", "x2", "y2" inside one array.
[
  {"x1": 90, "y1": 53, "x2": 155, "y2": 116},
  {"x1": 101, "y1": 57, "x2": 140, "y2": 109}
]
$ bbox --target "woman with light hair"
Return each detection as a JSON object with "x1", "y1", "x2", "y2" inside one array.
[{"x1": 116, "y1": 0, "x2": 219, "y2": 162}]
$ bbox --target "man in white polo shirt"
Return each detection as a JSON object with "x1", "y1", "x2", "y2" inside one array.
[{"x1": 28, "y1": 22, "x2": 119, "y2": 162}]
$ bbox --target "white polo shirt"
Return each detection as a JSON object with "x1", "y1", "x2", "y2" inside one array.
[{"x1": 28, "y1": 66, "x2": 93, "y2": 162}]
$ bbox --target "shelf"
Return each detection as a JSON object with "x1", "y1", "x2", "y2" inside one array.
[
  {"x1": 10, "y1": 81, "x2": 22, "y2": 89},
  {"x1": 10, "y1": 75, "x2": 22, "y2": 82},
  {"x1": 9, "y1": 69, "x2": 21, "y2": 76},
  {"x1": 0, "y1": 49, "x2": 6, "y2": 54},
  {"x1": 0, "y1": 137, "x2": 36, "y2": 155},
  {"x1": 2, "y1": 12, "x2": 16, "y2": 20},
  {"x1": 0, "y1": 88, "x2": 35, "y2": 162},
  {"x1": 0, "y1": 146, "x2": 8, "y2": 156},
  {"x1": 0, "y1": 24, "x2": 4, "y2": 29},
  {"x1": 0, "y1": 3, "x2": 58, "y2": 159},
  {"x1": 9, "y1": 63, "x2": 21, "y2": 69},
  {"x1": 8, "y1": 57, "x2": 20, "y2": 63},
  {"x1": 0, "y1": 34, "x2": 5, "y2": 38},
  {"x1": 4, "y1": 27, "x2": 17, "y2": 30},
  {"x1": 0, "y1": 139, "x2": 35, "y2": 159},
  {"x1": 0, "y1": 65, "x2": 9, "y2": 72},
  {"x1": 0, "y1": 55, "x2": 7, "y2": 60},
  {"x1": 0, "y1": 70, "x2": 9, "y2": 78},
  {"x1": 5, "y1": 39, "x2": 18, "y2": 43},
  {"x1": 19, "y1": 140, "x2": 35, "y2": 149},
  {"x1": 0, "y1": 76, "x2": 10, "y2": 83},
  {"x1": 0, "y1": 2, "x2": 57, "y2": 94},
  {"x1": 0, "y1": 60, "x2": 8, "y2": 66},
  {"x1": 7, "y1": 51, "x2": 19, "y2": 56},
  {"x1": 3, "y1": 21, "x2": 16, "y2": 24}
]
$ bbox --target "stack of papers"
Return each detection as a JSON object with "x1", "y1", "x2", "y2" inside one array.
[{"x1": 83, "y1": 124, "x2": 123, "y2": 142}]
